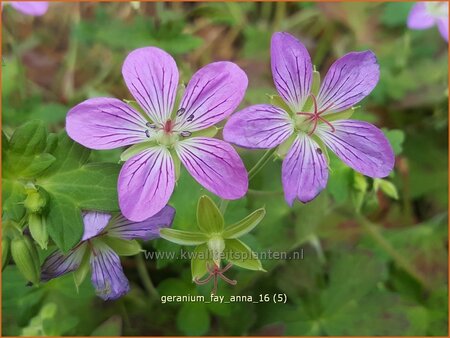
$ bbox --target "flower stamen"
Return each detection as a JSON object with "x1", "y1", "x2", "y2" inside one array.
[
  {"x1": 297, "y1": 94, "x2": 336, "y2": 135},
  {"x1": 193, "y1": 262, "x2": 237, "y2": 295}
]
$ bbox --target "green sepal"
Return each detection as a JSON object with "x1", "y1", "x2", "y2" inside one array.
[
  {"x1": 73, "y1": 245, "x2": 90, "y2": 288},
  {"x1": 123, "y1": 99, "x2": 151, "y2": 122},
  {"x1": 191, "y1": 243, "x2": 213, "y2": 281},
  {"x1": 197, "y1": 195, "x2": 224, "y2": 234},
  {"x1": 160, "y1": 228, "x2": 209, "y2": 246},
  {"x1": 172, "y1": 152, "x2": 182, "y2": 181},
  {"x1": 324, "y1": 106, "x2": 356, "y2": 122},
  {"x1": 103, "y1": 237, "x2": 142, "y2": 256},
  {"x1": 311, "y1": 134, "x2": 331, "y2": 166},
  {"x1": 373, "y1": 178, "x2": 399, "y2": 200},
  {"x1": 351, "y1": 172, "x2": 368, "y2": 213},
  {"x1": 28, "y1": 213, "x2": 49, "y2": 250},
  {"x1": 223, "y1": 239, "x2": 264, "y2": 271},
  {"x1": 276, "y1": 134, "x2": 296, "y2": 159},
  {"x1": 207, "y1": 235, "x2": 225, "y2": 266},
  {"x1": 223, "y1": 208, "x2": 265, "y2": 239},
  {"x1": 120, "y1": 141, "x2": 157, "y2": 162},
  {"x1": 190, "y1": 126, "x2": 219, "y2": 139},
  {"x1": 10, "y1": 236, "x2": 41, "y2": 285},
  {"x1": 302, "y1": 69, "x2": 321, "y2": 112},
  {"x1": 269, "y1": 94, "x2": 292, "y2": 115}
]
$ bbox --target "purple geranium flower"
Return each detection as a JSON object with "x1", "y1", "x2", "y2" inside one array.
[
  {"x1": 224, "y1": 32, "x2": 394, "y2": 205},
  {"x1": 3, "y1": 2, "x2": 49, "y2": 16},
  {"x1": 41, "y1": 206, "x2": 175, "y2": 300},
  {"x1": 408, "y1": 2, "x2": 448, "y2": 42},
  {"x1": 66, "y1": 47, "x2": 249, "y2": 222}
]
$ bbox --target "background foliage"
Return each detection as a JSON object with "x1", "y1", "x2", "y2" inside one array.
[{"x1": 2, "y1": 2, "x2": 448, "y2": 336}]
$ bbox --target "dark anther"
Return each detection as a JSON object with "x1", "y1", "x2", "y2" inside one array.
[
  {"x1": 177, "y1": 108, "x2": 186, "y2": 116},
  {"x1": 145, "y1": 130, "x2": 151, "y2": 138},
  {"x1": 146, "y1": 122, "x2": 156, "y2": 129},
  {"x1": 187, "y1": 114, "x2": 194, "y2": 122},
  {"x1": 316, "y1": 148, "x2": 322, "y2": 155},
  {"x1": 180, "y1": 131, "x2": 192, "y2": 137}
]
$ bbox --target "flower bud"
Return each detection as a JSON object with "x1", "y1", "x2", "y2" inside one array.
[
  {"x1": 11, "y1": 236, "x2": 41, "y2": 285},
  {"x1": 24, "y1": 189, "x2": 47, "y2": 213},
  {"x1": 28, "y1": 213, "x2": 48, "y2": 250},
  {"x1": 2, "y1": 238, "x2": 11, "y2": 271}
]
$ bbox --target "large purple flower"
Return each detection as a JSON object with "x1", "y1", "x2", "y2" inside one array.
[
  {"x1": 4, "y1": 2, "x2": 49, "y2": 16},
  {"x1": 66, "y1": 47, "x2": 249, "y2": 222},
  {"x1": 224, "y1": 32, "x2": 394, "y2": 205},
  {"x1": 41, "y1": 206, "x2": 175, "y2": 300},
  {"x1": 408, "y1": 2, "x2": 448, "y2": 42}
]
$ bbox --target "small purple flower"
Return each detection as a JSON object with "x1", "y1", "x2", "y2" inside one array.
[
  {"x1": 66, "y1": 47, "x2": 249, "y2": 222},
  {"x1": 41, "y1": 206, "x2": 175, "y2": 300},
  {"x1": 224, "y1": 32, "x2": 394, "y2": 205},
  {"x1": 408, "y1": 2, "x2": 448, "y2": 42},
  {"x1": 4, "y1": 2, "x2": 49, "y2": 16}
]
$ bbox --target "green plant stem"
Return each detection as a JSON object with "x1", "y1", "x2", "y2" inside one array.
[
  {"x1": 248, "y1": 148, "x2": 277, "y2": 181},
  {"x1": 136, "y1": 254, "x2": 159, "y2": 299},
  {"x1": 356, "y1": 214, "x2": 432, "y2": 292}
]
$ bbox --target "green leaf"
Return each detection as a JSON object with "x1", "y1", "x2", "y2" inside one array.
[
  {"x1": 160, "y1": 228, "x2": 209, "y2": 246},
  {"x1": 19, "y1": 153, "x2": 56, "y2": 178},
  {"x1": 176, "y1": 303, "x2": 210, "y2": 336},
  {"x1": 223, "y1": 208, "x2": 265, "y2": 239},
  {"x1": 46, "y1": 193, "x2": 84, "y2": 252},
  {"x1": 197, "y1": 195, "x2": 224, "y2": 234},
  {"x1": 2, "y1": 179, "x2": 26, "y2": 221},
  {"x1": 102, "y1": 237, "x2": 141, "y2": 256},
  {"x1": 191, "y1": 243, "x2": 213, "y2": 280},
  {"x1": 90, "y1": 316, "x2": 122, "y2": 336},
  {"x1": 223, "y1": 239, "x2": 264, "y2": 271},
  {"x1": 42, "y1": 132, "x2": 90, "y2": 176},
  {"x1": 8, "y1": 120, "x2": 47, "y2": 156},
  {"x1": 39, "y1": 163, "x2": 120, "y2": 211}
]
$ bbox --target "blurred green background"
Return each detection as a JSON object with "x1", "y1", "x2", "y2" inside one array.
[{"x1": 2, "y1": 2, "x2": 448, "y2": 336}]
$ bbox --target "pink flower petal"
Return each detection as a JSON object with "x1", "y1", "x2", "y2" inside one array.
[
  {"x1": 407, "y1": 3, "x2": 436, "y2": 29},
  {"x1": 175, "y1": 137, "x2": 248, "y2": 199},
  {"x1": 106, "y1": 205, "x2": 175, "y2": 240},
  {"x1": 175, "y1": 62, "x2": 248, "y2": 132},
  {"x1": 122, "y1": 47, "x2": 179, "y2": 125},
  {"x1": 118, "y1": 147, "x2": 175, "y2": 222},
  {"x1": 316, "y1": 120, "x2": 394, "y2": 178},
  {"x1": 282, "y1": 135, "x2": 328, "y2": 205},
  {"x1": 66, "y1": 98, "x2": 149, "y2": 150},
  {"x1": 438, "y1": 17, "x2": 449, "y2": 41},
  {"x1": 10, "y1": 2, "x2": 48, "y2": 16},
  {"x1": 271, "y1": 32, "x2": 313, "y2": 113},
  {"x1": 223, "y1": 104, "x2": 294, "y2": 149},
  {"x1": 317, "y1": 51, "x2": 379, "y2": 113},
  {"x1": 82, "y1": 212, "x2": 112, "y2": 241},
  {"x1": 90, "y1": 242, "x2": 130, "y2": 300}
]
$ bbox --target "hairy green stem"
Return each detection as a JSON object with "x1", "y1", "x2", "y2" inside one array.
[
  {"x1": 136, "y1": 254, "x2": 159, "y2": 299},
  {"x1": 248, "y1": 148, "x2": 277, "y2": 181}
]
